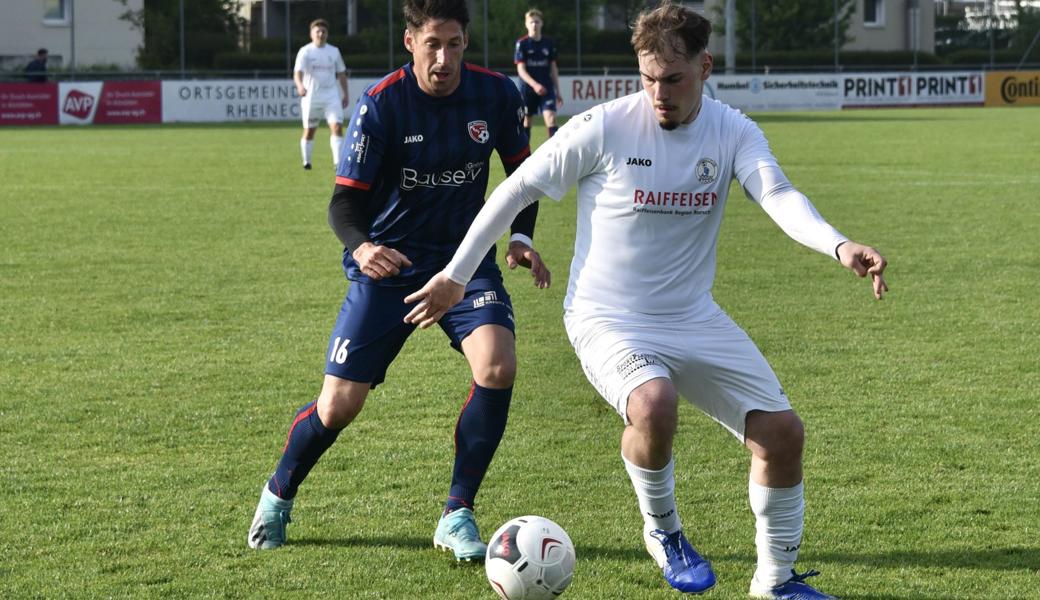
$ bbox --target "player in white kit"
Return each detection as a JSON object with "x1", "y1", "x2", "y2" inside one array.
[
  {"x1": 404, "y1": 3, "x2": 888, "y2": 598},
  {"x1": 294, "y1": 19, "x2": 349, "y2": 169}
]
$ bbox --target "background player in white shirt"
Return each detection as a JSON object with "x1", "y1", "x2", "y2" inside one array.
[
  {"x1": 404, "y1": 3, "x2": 887, "y2": 599},
  {"x1": 294, "y1": 19, "x2": 349, "y2": 169}
]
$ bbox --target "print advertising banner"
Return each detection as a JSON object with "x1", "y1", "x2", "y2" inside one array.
[
  {"x1": 161, "y1": 79, "x2": 376, "y2": 122},
  {"x1": 0, "y1": 83, "x2": 58, "y2": 125},
  {"x1": 841, "y1": 71, "x2": 984, "y2": 107},
  {"x1": 59, "y1": 81, "x2": 162, "y2": 125}
]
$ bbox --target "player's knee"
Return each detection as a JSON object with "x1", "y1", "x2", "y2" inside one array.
[
  {"x1": 627, "y1": 385, "x2": 678, "y2": 439},
  {"x1": 317, "y1": 380, "x2": 368, "y2": 429},
  {"x1": 472, "y1": 357, "x2": 517, "y2": 389},
  {"x1": 747, "y1": 410, "x2": 804, "y2": 464}
]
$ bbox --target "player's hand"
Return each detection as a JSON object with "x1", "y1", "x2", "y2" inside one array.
[
  {"x1": 505, "y1": 241, "x2": 551, "y2": 289},
  {"x1": 403, "y1": 272, "x2": 464, "y2": 329},
  {"x1": 837, "y1": 241, "x2": 889, "y2": 300},
  {"x1": 535, "y1": 84, "x2": 548, "y2": 96},
  {"x1": 556, "y1": 95, "x2": 564, "y2": 107},
  {"x1": 297, "y1": 87, "x2": 307, "y2": 97},
  {"x1": 352, "y1": 242, "x2": 412, "y2": 280}
]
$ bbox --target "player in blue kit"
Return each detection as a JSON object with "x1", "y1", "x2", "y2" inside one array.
[
  {"x1": 514, "y1": 9, "x2": 562, "y2": 139},
  {"x1": 248, "y1": 0, "x2": 550, "y2": 561}
]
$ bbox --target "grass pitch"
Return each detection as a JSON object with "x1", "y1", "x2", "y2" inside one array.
[{"x1": 1, "y1": 106, "x2": 1038, "y2": 599}]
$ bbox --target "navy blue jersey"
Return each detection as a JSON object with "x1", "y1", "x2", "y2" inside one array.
[
  {"x1": 336, "y1": 62, "x2": 530, "y2": 287},
  {"x1": 514, "y1": 36, "x2": 558, "y2": 91}
]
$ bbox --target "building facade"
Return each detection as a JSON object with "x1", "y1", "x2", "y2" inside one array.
[{"x1": 0, "y1": 0, "x2": 143, "y2": 72}]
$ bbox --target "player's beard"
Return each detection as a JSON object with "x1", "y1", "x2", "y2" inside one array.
[{"x1": 655, "y1": 101, "x2": 700, "y2": 131}]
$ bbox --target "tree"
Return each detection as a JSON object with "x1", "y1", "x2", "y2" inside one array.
[
  {"x1": 716, "y1": 0, "x2": 855, "y2": 53},
  {"x1": 116, "y1": 0, "x2": 246, "y2": 69}
]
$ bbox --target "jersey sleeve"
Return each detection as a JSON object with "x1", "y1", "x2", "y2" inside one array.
[
  {"x1": 513, "y1": 40, "x2": 524, "y2": 64},
  {"x1": 732, "y1": 112, "x2": 780, "y2": 191},
  {"x1": 335, "y1": 49, "x2": 347, "y2": 73},
  {"x1": 335, "y1": 92, "x2": 389, "y2": 190},
  {"x1": 518, "y1": 106, "x2": 604, "y2": 201},
  {"x1": 495, "y1": 79, "x2": 531, "y2": 171},
  {"x1": 549, "y1": 39, "x2": 558, "y2": 62},
  {"x1": 293, "y1": 47, "x2": 307, "y2": 73}
]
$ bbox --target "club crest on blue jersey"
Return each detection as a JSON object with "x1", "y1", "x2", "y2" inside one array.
[{"x1": 468, "y1": 120, "x2": 489, "y2": 144}]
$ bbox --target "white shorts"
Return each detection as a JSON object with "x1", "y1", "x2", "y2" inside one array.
[
  {"x1": 301, "y1": 94, "x2": 343, "y2": 128},
  {"x1": 564, "y1": 302, "x2": 790, "y2": 440}
]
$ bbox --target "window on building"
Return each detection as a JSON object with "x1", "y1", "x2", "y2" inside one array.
[
  {"x1": 44, "y1": 0, "x2": 67, "y2": 22},
  {"x1": 863, "y1": 0, "x2": 885, "y2": 26}
]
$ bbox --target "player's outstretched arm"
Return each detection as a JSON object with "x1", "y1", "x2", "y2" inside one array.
[
  {"x1": 404, "y1": 272, "x2": 465, "y2": 329},
  {"x1": 505, "y1": 241, "x2": 551, "y2": 288},
  {"x1": 836, "y1": 241, "x2": 889, "y2": 300}
]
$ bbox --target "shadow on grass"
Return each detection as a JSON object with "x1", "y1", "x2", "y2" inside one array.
[
  {"x1": 750, "y1": 112, "x2": 951, "y2": 124},
  {"x1": 804, "y1": 545, "x2": 1040, "y2": 571},
  {"x1": 290, "y1": 535, "x2": 649, "y2": 561}
]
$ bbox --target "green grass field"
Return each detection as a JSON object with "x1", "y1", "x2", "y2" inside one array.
[{"x1": 2, "y1": 106, "x2": 1038, "y2": 599}]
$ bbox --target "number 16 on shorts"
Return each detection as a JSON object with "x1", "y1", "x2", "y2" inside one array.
[{"x1": 330, "y1": 337, "x2": 351, "y2": 364}]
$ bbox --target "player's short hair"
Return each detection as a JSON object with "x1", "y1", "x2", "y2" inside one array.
[
  {"x1": 631, "y1": 1, "x2": 712, "y2": 59},
  {"x1": 404, "y1": 0, "x2": 470, "y2": 32},
  {"x1": 525, "y1": 9, "x2": 543, "y2": 21},
  {"x1": 309, "y1": 19, "x2": 329, "y2": 31}
]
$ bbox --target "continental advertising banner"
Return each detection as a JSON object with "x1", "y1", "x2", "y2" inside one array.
[
  {"x1": 59, "y1": 81, "x2": 162, "y2": 124},
  {"x1": 842, "y1": 71, "x2": 984, "y2": 107},
  {"x1": 0, "y1": 83, "x2": 59, "y2": 125},
  {"x1": 985, "y1": 71, "x2": 1040, "y2": 106}
]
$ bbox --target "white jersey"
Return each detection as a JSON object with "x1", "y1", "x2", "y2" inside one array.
[
  {"x1": 522, "y1": 92, "x2": 780, "y2": 317},
  {"x1": 294, "y1": 43, "x2": 346, "y2": 99}
]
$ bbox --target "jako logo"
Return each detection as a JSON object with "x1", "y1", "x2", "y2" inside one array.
[
  {"x1": 63, "y1": 90, "x2": 95, "y2": 119},
  {"x1": 626, "y1": 157, "x2": 652, "y2": 166},
  {"x1": 404, "y1": 134, "x2": 424, "y2": 144}
]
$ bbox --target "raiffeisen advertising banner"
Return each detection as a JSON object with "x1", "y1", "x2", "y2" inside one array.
[{"x1": 842, "y1": 72, "x2": 984, "y2": 107}]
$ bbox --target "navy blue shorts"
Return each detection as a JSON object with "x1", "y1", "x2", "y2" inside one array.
[
  {"x1": 522, "y1": 86, "x2": 557, "y2": 116},
  {"x1": 324, "y1": 276, "x2": 514, "y2": 387}
]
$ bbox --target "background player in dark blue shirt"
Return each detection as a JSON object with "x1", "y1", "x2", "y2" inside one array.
[
  {"x1": 514, "y1": 9, "x2": 563, "y2": 139},
  {"x1": 248, "y1": 0, "x2": 550, "y2": 561}
]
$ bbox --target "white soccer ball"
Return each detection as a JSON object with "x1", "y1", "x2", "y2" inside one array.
[{"x1": 485, "y1": 515, "x2": 576, "y2": 600}]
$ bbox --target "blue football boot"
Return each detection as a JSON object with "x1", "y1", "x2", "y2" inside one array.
[
  {"x1": 749, "y1": 569, "x2": 837, "y2": 599},
  {"x1": 247, "y1": 485, "x2": 293, "y2": 550},
  {"x1": 433, "y1": 508, "x2": 487, "y2": 561},
  {"x1": 644, "y1": 527, "x2": 717, "y2": 594}
]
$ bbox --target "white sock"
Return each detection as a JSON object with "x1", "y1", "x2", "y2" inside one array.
[
  {"x1": 330, "y1": 135, "x2": 344, "y2": 166},
  {"x1": 623, "y1": 453, "x2": 682, "y2": 534},
  {"x1": 749, "y1": 478, "x2": 804, "y2": 587},
  {"x1": 301, "y1": 139, "x2": 313, "y2": 165}
]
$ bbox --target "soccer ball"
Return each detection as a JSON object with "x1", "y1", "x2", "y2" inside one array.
[{"x1": 485, "y1": 515, "x2": 576, "y2": 600}]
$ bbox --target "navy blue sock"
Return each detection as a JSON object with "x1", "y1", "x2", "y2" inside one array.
[
  {"x1": 445, "y1": 382, "x2": 512, "y2": 513},
  {"x1": 267, "y1": 401, "x2": 342, "y2": 500},
  {"x1": 548, "y1": 126, "x2": 559, "y2": 137}
]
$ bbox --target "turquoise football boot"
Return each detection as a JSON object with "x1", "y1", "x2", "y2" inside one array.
[{"x1": 433, "y1": 508, "x2": 487, "y2": 561}]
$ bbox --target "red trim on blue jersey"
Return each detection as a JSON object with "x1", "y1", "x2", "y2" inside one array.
[
  {"x1": 283, "y1": 404, "x2": 317, "y2": 453},
  {"x1": 464, "y1": 62, "x2": 504, "y2": 79},
  {"x1": 517, "y1": 35, "x2": 530, "y2": 42},
  {"x1": 368, "y1": 67, "x2": 407, "y2": 96},
  {"x1": 335, "y1": 176, "x2": 372, "y2": 190},
  {"x1": 501, "y1": 145, "x2": 531, "y2": 167}
]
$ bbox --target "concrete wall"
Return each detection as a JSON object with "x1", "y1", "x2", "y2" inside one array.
[
  {"x1": 846, "y1": 0, "x2": 936, "y2": 52},
  {"x1": 0, "y1": 0, "x2": 143, "y2": 70}
]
